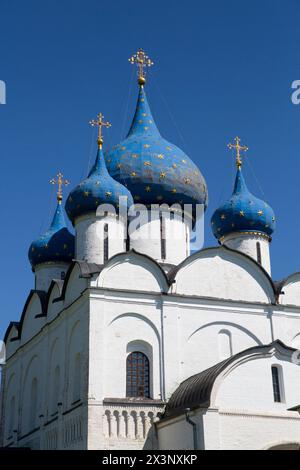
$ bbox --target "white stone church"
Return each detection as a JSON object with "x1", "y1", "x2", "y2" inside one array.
[{"x1": 1, "y1": 50, "x2": 300, "y2": 450}]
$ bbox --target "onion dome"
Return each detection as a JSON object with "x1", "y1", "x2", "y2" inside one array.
[
  {"x1": 28, "y1": 174, "x2": 75, "y2": 269},
  {"x1": 211, "y1": 137, "x2": 276, "y2": 240},
  {"x1": 65, "y1": 113, "x2": 133, "y2": 224},
  {"x1": 105, "y1": 49, "x2": 207, "y2": 209}
]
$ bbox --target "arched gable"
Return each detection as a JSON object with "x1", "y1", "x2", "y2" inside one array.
[
  {"x1": 46, "y1": 280, "x2": 64, "y2": 321},
  {"x1": 4, "y1": 322, "x2": 20, "y2": 359},
  {"x1": 61, "y1": 262, "x2": 89, "y2": 305},
  {"x1": 279, "y1": 272, "x2": 300, "y2": 306},
  {"x1": 19, "y1": 291, "x2": 47, "y2": 345},
  {"x1": 95, "y1": 250, "x2": 169, "y2": 293},
  {"x1": 211, "y1": 342, "x2": 300, "y2": 412},
  {"x1": 171, "y1": 246, "x2": 276, "y2": 304}
]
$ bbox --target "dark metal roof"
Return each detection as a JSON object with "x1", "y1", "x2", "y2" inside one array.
[{"x1": 163, "y1": 340, "x2": 296, "y2": 419}]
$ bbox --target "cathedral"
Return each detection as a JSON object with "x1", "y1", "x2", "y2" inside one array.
[{"x1": 1, "y1": 49, "x2": 300, "y2": 451}]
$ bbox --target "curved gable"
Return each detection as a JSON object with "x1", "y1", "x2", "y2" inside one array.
[
  {"x1": 95, "y1": 250, "x2": 169, "y2": 293},
  {"x1": 47, "y1": 280, "x2": 64, "y2": 321},
  {"x1": 62, "y1": 262, "x2": 89, "y2": 305},
  {"x1": 20, "y1": 291, "x2": 47, "y2": 344},
  {"x1": 172, "y1": 246, "x2": 275, "y2": 303},
  {"x1": 4, "y1": 322, "x2": 20, "y2": 359},
  {"x1": 279, "y1": 272, "x2": 300, "y2": 306}
]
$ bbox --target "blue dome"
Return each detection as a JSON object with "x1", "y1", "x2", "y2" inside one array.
[
  {"x1": 65, "y1": 146, "x2": 133, "y2": 223},
  {"x1": 105, "y1": 86, "x2": 208, "y2": 208},
  {"x1": 211, "y1": 167, "x2": 276, "y2": 239},
  {"x1": 29, "y1": 201, "x2": 75, "y2": 269}
]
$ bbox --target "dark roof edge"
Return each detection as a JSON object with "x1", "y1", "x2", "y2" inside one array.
[{"x1": 163, "y1": 339, "x2": 296, "y2": 420}]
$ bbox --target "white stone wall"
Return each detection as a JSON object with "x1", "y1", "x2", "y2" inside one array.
[
  {"x1": 129, "y1": 209, "x2": 190, "y2": 265},
  {"x1": 75, "y1": 213, "x2": 126, "y2": 264},
  {"x1": 3, "y1": 247, "x2": 300, "y2": 449},
  {"x1": 221, "y1": 232, "x2": 271, "y2": 274},
  {"x1": 35, "y1": 263, "x2": 70, "y2": 291}
]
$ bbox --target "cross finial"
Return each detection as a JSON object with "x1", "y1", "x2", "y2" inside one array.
[
  {"x1": 129, "y1": 48, "x2": 153, "y2": 86},
  {"x1": 89, "y1": 112, "x2": 111, "y2": 149},
  {"x1": 227, "y1": 136, "x2": 248, "y2": 169},
  {"x1": 50, "y1": 172, "x2": 70, "y2": 203}
]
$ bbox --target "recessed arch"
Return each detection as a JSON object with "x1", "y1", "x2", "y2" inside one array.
[{"x1": 188, "y1": 321, "x2": 263, "y2": 345}]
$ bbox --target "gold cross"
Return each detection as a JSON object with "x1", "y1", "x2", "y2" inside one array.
[
  {"x1": 129, "y1": 48, "x2": 153, "y2": 85},
  {"x1": 89, "y1": 112, "x2": 112, "y2": 149},
  {"x1": 227, "y1": 136, "x2": 248, "y2": 169},
  {"x1": 50, "y1": 172, "x2": 70, "y2": 203}
]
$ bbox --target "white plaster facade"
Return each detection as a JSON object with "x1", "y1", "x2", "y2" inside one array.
[{"x1": 1, "y1": 242, "x2": 300, "y2": 450}]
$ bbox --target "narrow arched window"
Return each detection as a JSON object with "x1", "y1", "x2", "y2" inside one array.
[
  {"x1": 126, "y1": 351, "x2": 150, "y2": 398},
  {"x1": 160, "y1": 213, "x2": 166, "y2": 260},
  {"x1": 256, "y1": 241, "x2": 262, "y2": 265},
  {"x1": 125, "y1": 223, "x2": 130, "y2": 252},
  {"x1": 104, "y1": 223, "x2": 109, "y2": 262},
  {"x1": 271, "y1": 365, "x2": 283, "y2": 403},
  {"x1": 61, "y1": 271, "x2": 66, "y2": 280}
]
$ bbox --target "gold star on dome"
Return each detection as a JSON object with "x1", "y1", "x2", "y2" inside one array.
[
  {"x1": 166, "y1": 146, "x2": 172, "y2": 151},
  {"x1": 182, "y1": 159, "x2": 187, "y2": 164},
  {"x1": 121, "y1": 146, "x2": 126, "y2": 150},
  {"x1": 144, "y1": 161, "x2": 151, "y2": 166},
  {"x1": 257, "y1": 210, "x2": 263, "y2": 216},
  {"x1": 117, "y1": 163, "x2": 122, "y2": 169},
  {"x1": 221, "y1": 214, "x2": 226, "y2": 220},
  {"x1": 172, "y1": 163, "x2": 177, "y2": 169},
  {"x1": 157, "y1": 154, "x2": 164, "y2": 159},
  {"x1": 144, "y1": 126, "x2": 149, "y2": 131},
  {"x1": 105, "y1": 191, "x2": 112, "y2": 197},
  {"x1": 83, "y1": 191, "x2": 89, "y2": 197},
  {"x1": 160, "y1": 171, "x2": 166, "y2": 179},
  {"x1": 142, "y1": 113, "x2": 147, "y2": 117},
  {"x1": 239, "y1": 211, "x2": 245, "y2": 217},
  {"x1": 132, "y1": 154, "x2": 139, "y2": 158},
  {"x1": 131, "y1": 171, "x2": 137, "y2": 177},
  {"x1": 145, "y1": 186, "x2": 151, "y2": 192},
  {"x1": 144, "y1": 144, "x2": 150, "y2": 148},
  {"x1": 171, "y1": 188, "x2": 177, "y2": 193},
  {"x1": 138, "y1": 120, "x2": 143, "y2": 123},
  {"x1": 184, "y1": 177, "x2": 191, "y2": 184}
]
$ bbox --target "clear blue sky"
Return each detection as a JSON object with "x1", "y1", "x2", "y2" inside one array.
[{"x1": 1, "y1": 0, "x2": 300, "y2": 338}]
